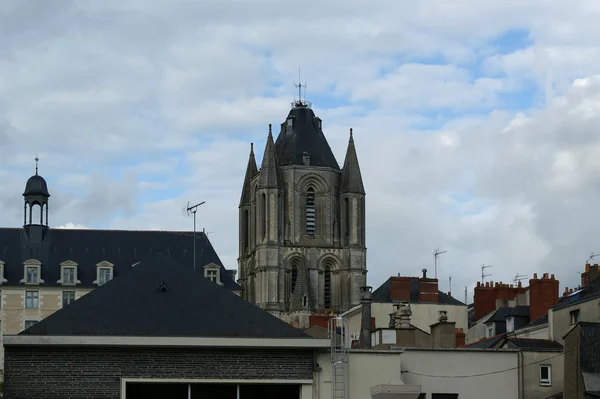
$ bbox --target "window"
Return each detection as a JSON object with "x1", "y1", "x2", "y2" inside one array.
[
  {"x1": 207, "y1": 270, "x2": 218, "y2": 282},
  {"x1": 324, "y1": 266, "x2": 332, "y2": 309},
  {"x1": 306, "y1": 188, "x2": 315, "y2": 236},
  {"x1": 24, "y1": 320, "x2": 37, "y2": 329},
  {"x1": 0, "y1": 260, "x2": 7, "y2": 284},
  {"x1": 570, "y1": 309, "x2": 580, "y2": 325},
  {"x1": 243, "y1": 209, "x2": 249, "y2": 251},
  {"x1": 63, "y1": 267, "x2": 75, "y2": 284},
  {"x1": 291, "y1": 264, "x2": 298, "y2": 294},
  {"x1": 344, "y1": 197, "x2": 350, "y2": 240},
  {"x1": 486, "y1": 324, "x2": 494, "y2": 338},
  {"x1": 62, "y1": 291, "x2": 76, "y2": 307},
  {"x1": 26, "y1": 266, "x2": 39, "y2": 283},
  {"x1": 21, "y1": 259, "x2": 44, "y2": 285},
  {"x1": 302, "y1": 294, "x2": 308, "y2": 308},
  {"x1": 25, "y1": 291, "x2": 39, "y2": 308},
  {"x1": 98, "y1": 268, "x2": 112, "y2": 285},
  {"x1": 261, "y1": 193, "x2": 267, "y2": 240},
  {"x1": 93, "y1": 261, "x2": 114, "y2": 286},
  {"x1": 540, "y1": 365, "x2": 552, "y2": 386},
  {"x1": 506, "y1": 316, "x2": 514, "y2": 333},
  {"x1": 203, "y1": 263, "x2": 222, "y2": 285}
]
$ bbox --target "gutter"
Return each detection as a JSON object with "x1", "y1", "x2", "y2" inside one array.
[{"x1": 519, "y1": 348, "x2": 525, "y2": 399}]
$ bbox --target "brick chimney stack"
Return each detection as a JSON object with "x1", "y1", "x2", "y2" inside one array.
[
  {"x1": 473, "y1": 280, "x2": 528, "y2": 322},
  {"x1": 390, "y1": 276, "x2": 412, "y2": 302},
  {"x1": 581, "y1": 264, "x2": 599, "y2": 287},
  {"x1": 528, "y1": 273, "x2": 559, "y2": 322},
  {"x1": 418, "y1": 268, "x2": 438, "y2": 303}
]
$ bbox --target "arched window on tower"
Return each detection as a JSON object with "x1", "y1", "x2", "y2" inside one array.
[
  {"x1": 324, "y1": 265, "x2": 332, "y2": 309},
  {"x1": 344, "y1": 197, "x2": 350, "y2": 240},
  {"x1": 243, "y1": 209, "x2": 249, "y2": 250},
  {"x1": 306, "y1": 188, "x2": 315, "y2": 236},
  {"x1": 291, "y1": 263, "x2": 298, "y2": 294},
  {"x1": 261, "y1": 193, "x2": 267, "y2": 240}
]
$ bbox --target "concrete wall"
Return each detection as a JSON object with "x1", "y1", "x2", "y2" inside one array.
[
  {"x1": 549, "y1": 298, "x2": 600, "y2": 344},
  {"x1": 4, "y1": 347, "x2": 314, "y2": 398},
  {"x1": 522, "y1": 351, "x2": 564, "y2": 399},
  {"x1": 317, "y1": 349, "x2": 519, "y2": 399},
  {"x1": 512, "y1": 325, "x2": 549, "y2": 340}
]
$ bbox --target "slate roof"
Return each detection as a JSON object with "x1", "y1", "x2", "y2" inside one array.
[
  {"x1": 463, "y1": 333, "x2": 505, "y2": 348},
  {"x1": 21, "y1": 254, "x2": 309, "y2": 338},
  {"x1": 23, "y1": 174, "x2": 50, "y2": 197},
  {"x1": 275, "y1": 103, "x2": 340, "y2": 170},
  {"x1": 0, "y1": 227, "x2": 240, "y2": 290},
  {"x1": 485, "y1": 306, "x2": 530, "y2": 323},
  {"x1": 371, "y1": 277, "x2": 466, "y2": 306},
  {"x1": 516, "y1": 314, "x2": 549, "y2": 331},
  {"x1": 553, "y1": 279, "x2": 600, "y2": 311},
  {"x1": 503, "y1": 338, "x2": 563, "y2": 351}
]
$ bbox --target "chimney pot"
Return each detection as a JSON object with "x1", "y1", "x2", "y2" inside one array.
[
  {"x1": 422, "y1": 268, "x2": 427, "y2": 278},
  {"x1": 477, "y1": 282, "x2": 481, "y2": 287},
  {"x1": 533, "y1": 273, "x2": 538, "y2": 279},
  {"x1": 518, "y1": 281, "x2": 522, "y2": 287}
]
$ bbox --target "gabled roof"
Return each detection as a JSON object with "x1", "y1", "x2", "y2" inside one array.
[
  {"x1": 0, "y1": 228, "x2": 240, "y2": 291},
  {"x1": 371, "y1": 277, "x2": 466, "y2": 306},
  {"x1": 275, "y1": 103, "x2": 340, "y2": 170},
  {"x1": 21, "y1": 255, "x2": 309, "y2": 339}
]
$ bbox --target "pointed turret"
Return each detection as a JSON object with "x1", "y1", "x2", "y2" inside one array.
[
  {"x1": 239, "y1": 143, "x2": 258, "y2": 206},
  {"x1": 258, "y1": 124, "x2": 282, "y2": 189},
  {"x1": 340, "y1": 128, "x2": 365, "y2": 194}
]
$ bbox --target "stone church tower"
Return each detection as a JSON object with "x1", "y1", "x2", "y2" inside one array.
[{"x1": 238, "y1": 98, "x2": 367, "y2": 326}]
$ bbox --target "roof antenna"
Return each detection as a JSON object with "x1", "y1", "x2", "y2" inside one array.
[
  {"x1": 587, "y1": 252, "x2": 599, "y2": 263},
  {"x1": 294, "y1": 66, "x2": 307, "y2": 106},
  {"x1": 433, "y1": 248, "x2": 447, "y2": 279},
  {"x1": 35, "y1": 154, "x2": 39, "y2": 175},
  {"x1": 185, "y1": 201, "x2": 206, "y2": 271}
]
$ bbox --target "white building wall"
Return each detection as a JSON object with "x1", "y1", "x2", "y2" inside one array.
[{"x1": 316, "y1": 348, "x2": 519, "y2": 399}]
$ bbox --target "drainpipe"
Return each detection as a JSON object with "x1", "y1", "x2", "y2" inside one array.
[
  {"x1": 313, "y1": 348, "x2": 322, "y2": 399},
  {"x1": 519, "y1": 348, "x2": 525, "y2": 399}
]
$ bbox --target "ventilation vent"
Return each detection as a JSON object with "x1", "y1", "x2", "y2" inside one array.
[{"x1": 156, "y1": 282, "x2": 170, "y2": 292}]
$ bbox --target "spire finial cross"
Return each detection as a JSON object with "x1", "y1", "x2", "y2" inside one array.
[{"x1": 35, "y1": 154, "x2": 39, "y2": 175}]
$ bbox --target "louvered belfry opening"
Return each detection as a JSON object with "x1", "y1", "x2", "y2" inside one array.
[{"x1": 306, "y1": 188, "x2": 315, "y2": 236}]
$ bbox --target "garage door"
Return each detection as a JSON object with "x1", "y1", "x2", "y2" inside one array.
[{"x1": 126, "y1": 382, "x2": 300, "y2": 399}]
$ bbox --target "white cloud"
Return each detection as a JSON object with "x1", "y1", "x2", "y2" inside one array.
[{"x1": 3, "y1": 0, "x2": 600, "y2": 303}]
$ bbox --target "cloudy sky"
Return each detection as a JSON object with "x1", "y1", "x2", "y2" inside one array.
[{"x1": 2, "y1": 0, "x2": 600, "y2": 302}]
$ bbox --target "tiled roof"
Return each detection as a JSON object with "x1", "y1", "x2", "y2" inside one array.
[
  {"x1": 371, "y1": 277, "x2": 466, "y2": 306},
  {"x1": 21, "y1": 254, "x2": 308, "y2": 339},
  {"x1": 0, "y1": 227, "x2": 240, "y2": 290}
]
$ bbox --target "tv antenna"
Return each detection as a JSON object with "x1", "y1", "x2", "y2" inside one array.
[
  {"x1": 186, "y1": 201, "x2": 206, "y2": 271},
  {"x1": 587, "y1": 252, "x2": 600, "y2": 263},
  {"x1": 294, "y1": 67, "x2": 307, "y2": 104},
  {"x1": 464, "y1": 286, "x2": 467, "y2": 305},
  {"x1": 513, "y1": 273, "x2": 528, "y2": 285},
  {"x1": 481, "y1": 264, "x2": 492, "y2": 284},
  {"x1": 433, "y1": 249, "x2": 447, "y2": 279},
  {"x1": 449, "y1": 275, "x2": 452, "y2": 294}
]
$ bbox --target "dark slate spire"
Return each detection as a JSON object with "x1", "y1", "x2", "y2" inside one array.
[
  {"x1": 340, "y1": 128, "x2": 365, "y2": 194},
  {"x1": 274, "y1": 103, "x2": 340, "y2": 170},
  {"x1": 258, "y1": 124, "x2": 283, "y2": 189},
  {"x1": 239, "y1": 142, "x2": 258, "y2": 206}
]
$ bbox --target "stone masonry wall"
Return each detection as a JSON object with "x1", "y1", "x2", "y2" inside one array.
[{"x1": 4, "y1": 347, "x2": 314, "y2": 399}]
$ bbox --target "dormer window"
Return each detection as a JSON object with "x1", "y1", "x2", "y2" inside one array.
[
  {"x1": 20, "y1": 259, "x2": 44, "y2": 285},
  {"x1": 506, "y1": 316, "x2": 514, "y2": 333},
  {"x1": 57, "y1": 260, "x2": 81, "y2": 286},
  {"x1": 93, "y1": 261, "x2": 114, "y2": 286},
  {"x1": 203, "y1": 263, "x2": 223, "y2": 286}
]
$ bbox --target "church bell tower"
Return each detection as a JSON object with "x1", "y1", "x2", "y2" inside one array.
[{"x1": 238, "y1": 95, "x2": 367, "y2": 326}]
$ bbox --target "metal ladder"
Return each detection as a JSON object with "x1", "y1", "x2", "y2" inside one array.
[{"x1": 329, "y1": 316, "x2": 349, "y2": 399}]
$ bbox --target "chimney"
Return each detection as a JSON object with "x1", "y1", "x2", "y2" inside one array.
[
  {"x1": 429, "y1": 310, "x2": 456, "y2": 348},
  {"x1": 528, "y1": 272, "x2": 559, "y2": 321},
  {"x1": 474, "y1": 281, "x2": 495, "y2": 321},
  {"x1": 418, "y1": 268, "x2": 438, "y2": 303},
  {"x1": 359, "y1": 286, "x2": 373, "y2": 349},
  {"x1": 390, "y1": 276, "x2": 412, "y2": 302},
  {"x1": 455, "y1": 328, "x2": 466, "y2": 347},
  {"x1": 582, "y1": 264, "x2": 599, "y2": 287},
  {"x1": 394, "y1": 302, "x2": 412, "y2": 329}
]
